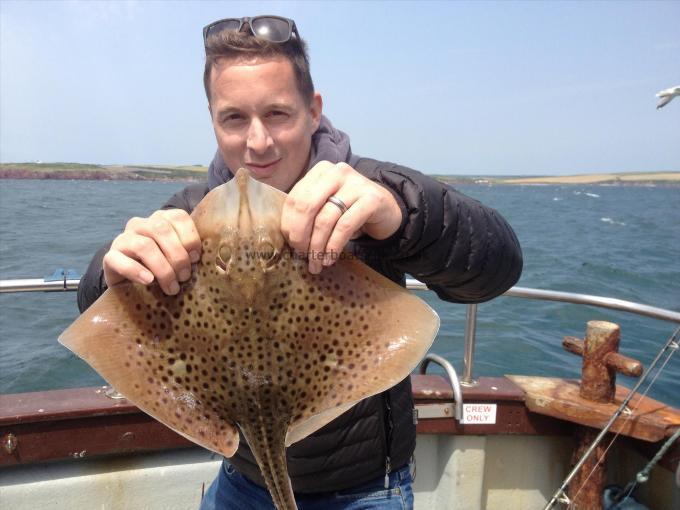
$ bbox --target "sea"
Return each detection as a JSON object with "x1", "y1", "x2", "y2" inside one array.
[{"x1": 0, "y1": 179, "x2": 678, "y2": 408}]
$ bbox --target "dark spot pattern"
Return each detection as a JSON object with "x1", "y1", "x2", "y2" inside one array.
[{"x1": 119, "y1": 237, "x2": 392, "y2": 447}]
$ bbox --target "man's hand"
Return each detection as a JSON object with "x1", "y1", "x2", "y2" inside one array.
[
  {"x1": 103, "y1": 209, "x2": 202, "y2": 295},
  {"x1": 280, "y1": 161, "x2": 403, "y2": 274}
]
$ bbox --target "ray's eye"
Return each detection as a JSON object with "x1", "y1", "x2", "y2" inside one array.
[
  {"x1": 258, "y1": 241, "x2": 279, "y2": 270},
  {"x1": 216, "y1": 243, "x2": 232, "y2": 272}
]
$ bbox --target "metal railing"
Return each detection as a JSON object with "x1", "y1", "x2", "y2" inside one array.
[
  {"x1": 2, "y1": 276, "x2": 679, "y2": 386},
  {"x1": 419, "y1": 353, "x2": 464, "y2": 420},
  {"x1": 0, "y1": 278, "x2": 81, "y2": 292},
  {"x1": 406, "y1": 279, "x2": 680, "y2": 386},
  {"x1": 0, "y1": 269, "x2": 81, "y2": 293}
]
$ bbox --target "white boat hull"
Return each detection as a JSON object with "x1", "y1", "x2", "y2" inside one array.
[{"x1": 3, "y1": 434, "x2": 676, "y2": 510}]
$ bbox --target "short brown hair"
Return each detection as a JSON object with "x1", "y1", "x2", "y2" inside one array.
[{"x1": 203, "y1": 31, "x2": 314, "y2": 104}]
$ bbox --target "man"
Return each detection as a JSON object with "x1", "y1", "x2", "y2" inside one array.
[{"x1": 78, "y1": 15, "x2": 523, "y2": 510}]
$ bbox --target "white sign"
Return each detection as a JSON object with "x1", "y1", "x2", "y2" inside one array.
[{"x1": 461, "y1": 403, "x2": 497, "y2": 425}]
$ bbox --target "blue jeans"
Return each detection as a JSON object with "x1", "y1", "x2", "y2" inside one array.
[{"x1": 200, "y1": 460, "x2": 414, "y2": 510}]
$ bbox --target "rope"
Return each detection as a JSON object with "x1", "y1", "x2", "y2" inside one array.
[{"x1": 617, "y1": 424, "x2": 680, "y2": 503}]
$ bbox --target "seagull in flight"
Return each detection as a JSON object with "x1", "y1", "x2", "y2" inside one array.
[{"x1": 656, "y1": 86, "x2": 680, "y2": 109}]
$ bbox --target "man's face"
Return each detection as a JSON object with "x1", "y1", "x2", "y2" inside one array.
[{"x1": 209, "y1": 56, "x2": 322, "y2": 192}]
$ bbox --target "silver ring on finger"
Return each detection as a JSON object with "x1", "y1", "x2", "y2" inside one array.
[{"x1": 327, "y1": 195, "x2": 348, "y2": 214}]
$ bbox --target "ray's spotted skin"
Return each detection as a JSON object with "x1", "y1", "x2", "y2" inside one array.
[{"x1": 59, "y1": 169, "x2": 439, "y2": 510}]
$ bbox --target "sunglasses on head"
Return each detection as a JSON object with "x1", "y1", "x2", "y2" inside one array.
[{"x1": 203, "y1": 15, "x2": 300, "y2": 45}]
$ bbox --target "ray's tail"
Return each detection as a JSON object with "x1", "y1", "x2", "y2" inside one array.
[{"x1": 239, "y1": 422, "x2": 298, "y2": 510}]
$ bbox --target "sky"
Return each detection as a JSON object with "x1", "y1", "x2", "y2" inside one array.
[{"x1": 1, "y1": 1, "x2": 679, "y2": 176}]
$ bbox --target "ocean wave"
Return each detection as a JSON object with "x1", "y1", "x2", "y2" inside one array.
[{"x1": 601, "y1": 217, "x2": 626, "y2": 226}]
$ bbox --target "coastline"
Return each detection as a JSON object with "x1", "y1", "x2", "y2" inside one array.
[
  {"x1": 494, "y1": 172, "x2": 680, "y2": 186},
  {"x1": 434, "y1": 171, "x2": 680, "y2": 187},
  {"x1": 0, "y1": 164, "x2": 208, "y2": 182},
  {"x1": 1, "y1": 164, "x2": 679, "y2": 186}
]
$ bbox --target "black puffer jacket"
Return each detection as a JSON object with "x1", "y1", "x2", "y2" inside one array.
[{"x1": 77, "y1": 157, "x2": 522, "y2": 493}]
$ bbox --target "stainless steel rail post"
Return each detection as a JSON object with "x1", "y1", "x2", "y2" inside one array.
[
  {"x1": 461, "y1": 303, "x2": 479, "y2": 387},
  {"x1": 419, "y1": 353, "x2": 464, "y2": 420}
]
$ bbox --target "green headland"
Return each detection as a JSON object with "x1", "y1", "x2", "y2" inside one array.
[{"x1": 1, "y1": 163, "x2": 678, "y2": 186}]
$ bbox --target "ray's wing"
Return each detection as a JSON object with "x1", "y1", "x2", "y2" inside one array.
[
  {"x1": 59, "y1": 281, "x2": 240, "y2": 458},
  {"x1": 280, "y1": 257, "x2": 439, "y2": 446}
]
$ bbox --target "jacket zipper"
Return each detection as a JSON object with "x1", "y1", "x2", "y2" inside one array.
[{"x1": 383, "y1": 393, "x2": 394, "y2": 488}]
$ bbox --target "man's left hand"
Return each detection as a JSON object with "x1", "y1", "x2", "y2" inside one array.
[{"x1": 280, "y1": 161, "x2": 403, "y2": 274}]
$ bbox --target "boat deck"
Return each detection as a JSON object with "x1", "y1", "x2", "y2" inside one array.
[{"x1": 2, "y1": 375, "x2": 678, "y2": 509}]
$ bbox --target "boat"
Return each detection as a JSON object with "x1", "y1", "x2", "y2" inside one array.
[{"x1": 0, "y1": 275, "x2": 678, "y2": 510}]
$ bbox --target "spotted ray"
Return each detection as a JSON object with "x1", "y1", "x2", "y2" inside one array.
[{"x1": 59, "y1": 169, "x2": 439, "y2": 510}]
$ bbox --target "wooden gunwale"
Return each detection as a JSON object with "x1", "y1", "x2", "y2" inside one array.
[{"x1": 1, "y1": 375, "x2": 677, "y2": 473}]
